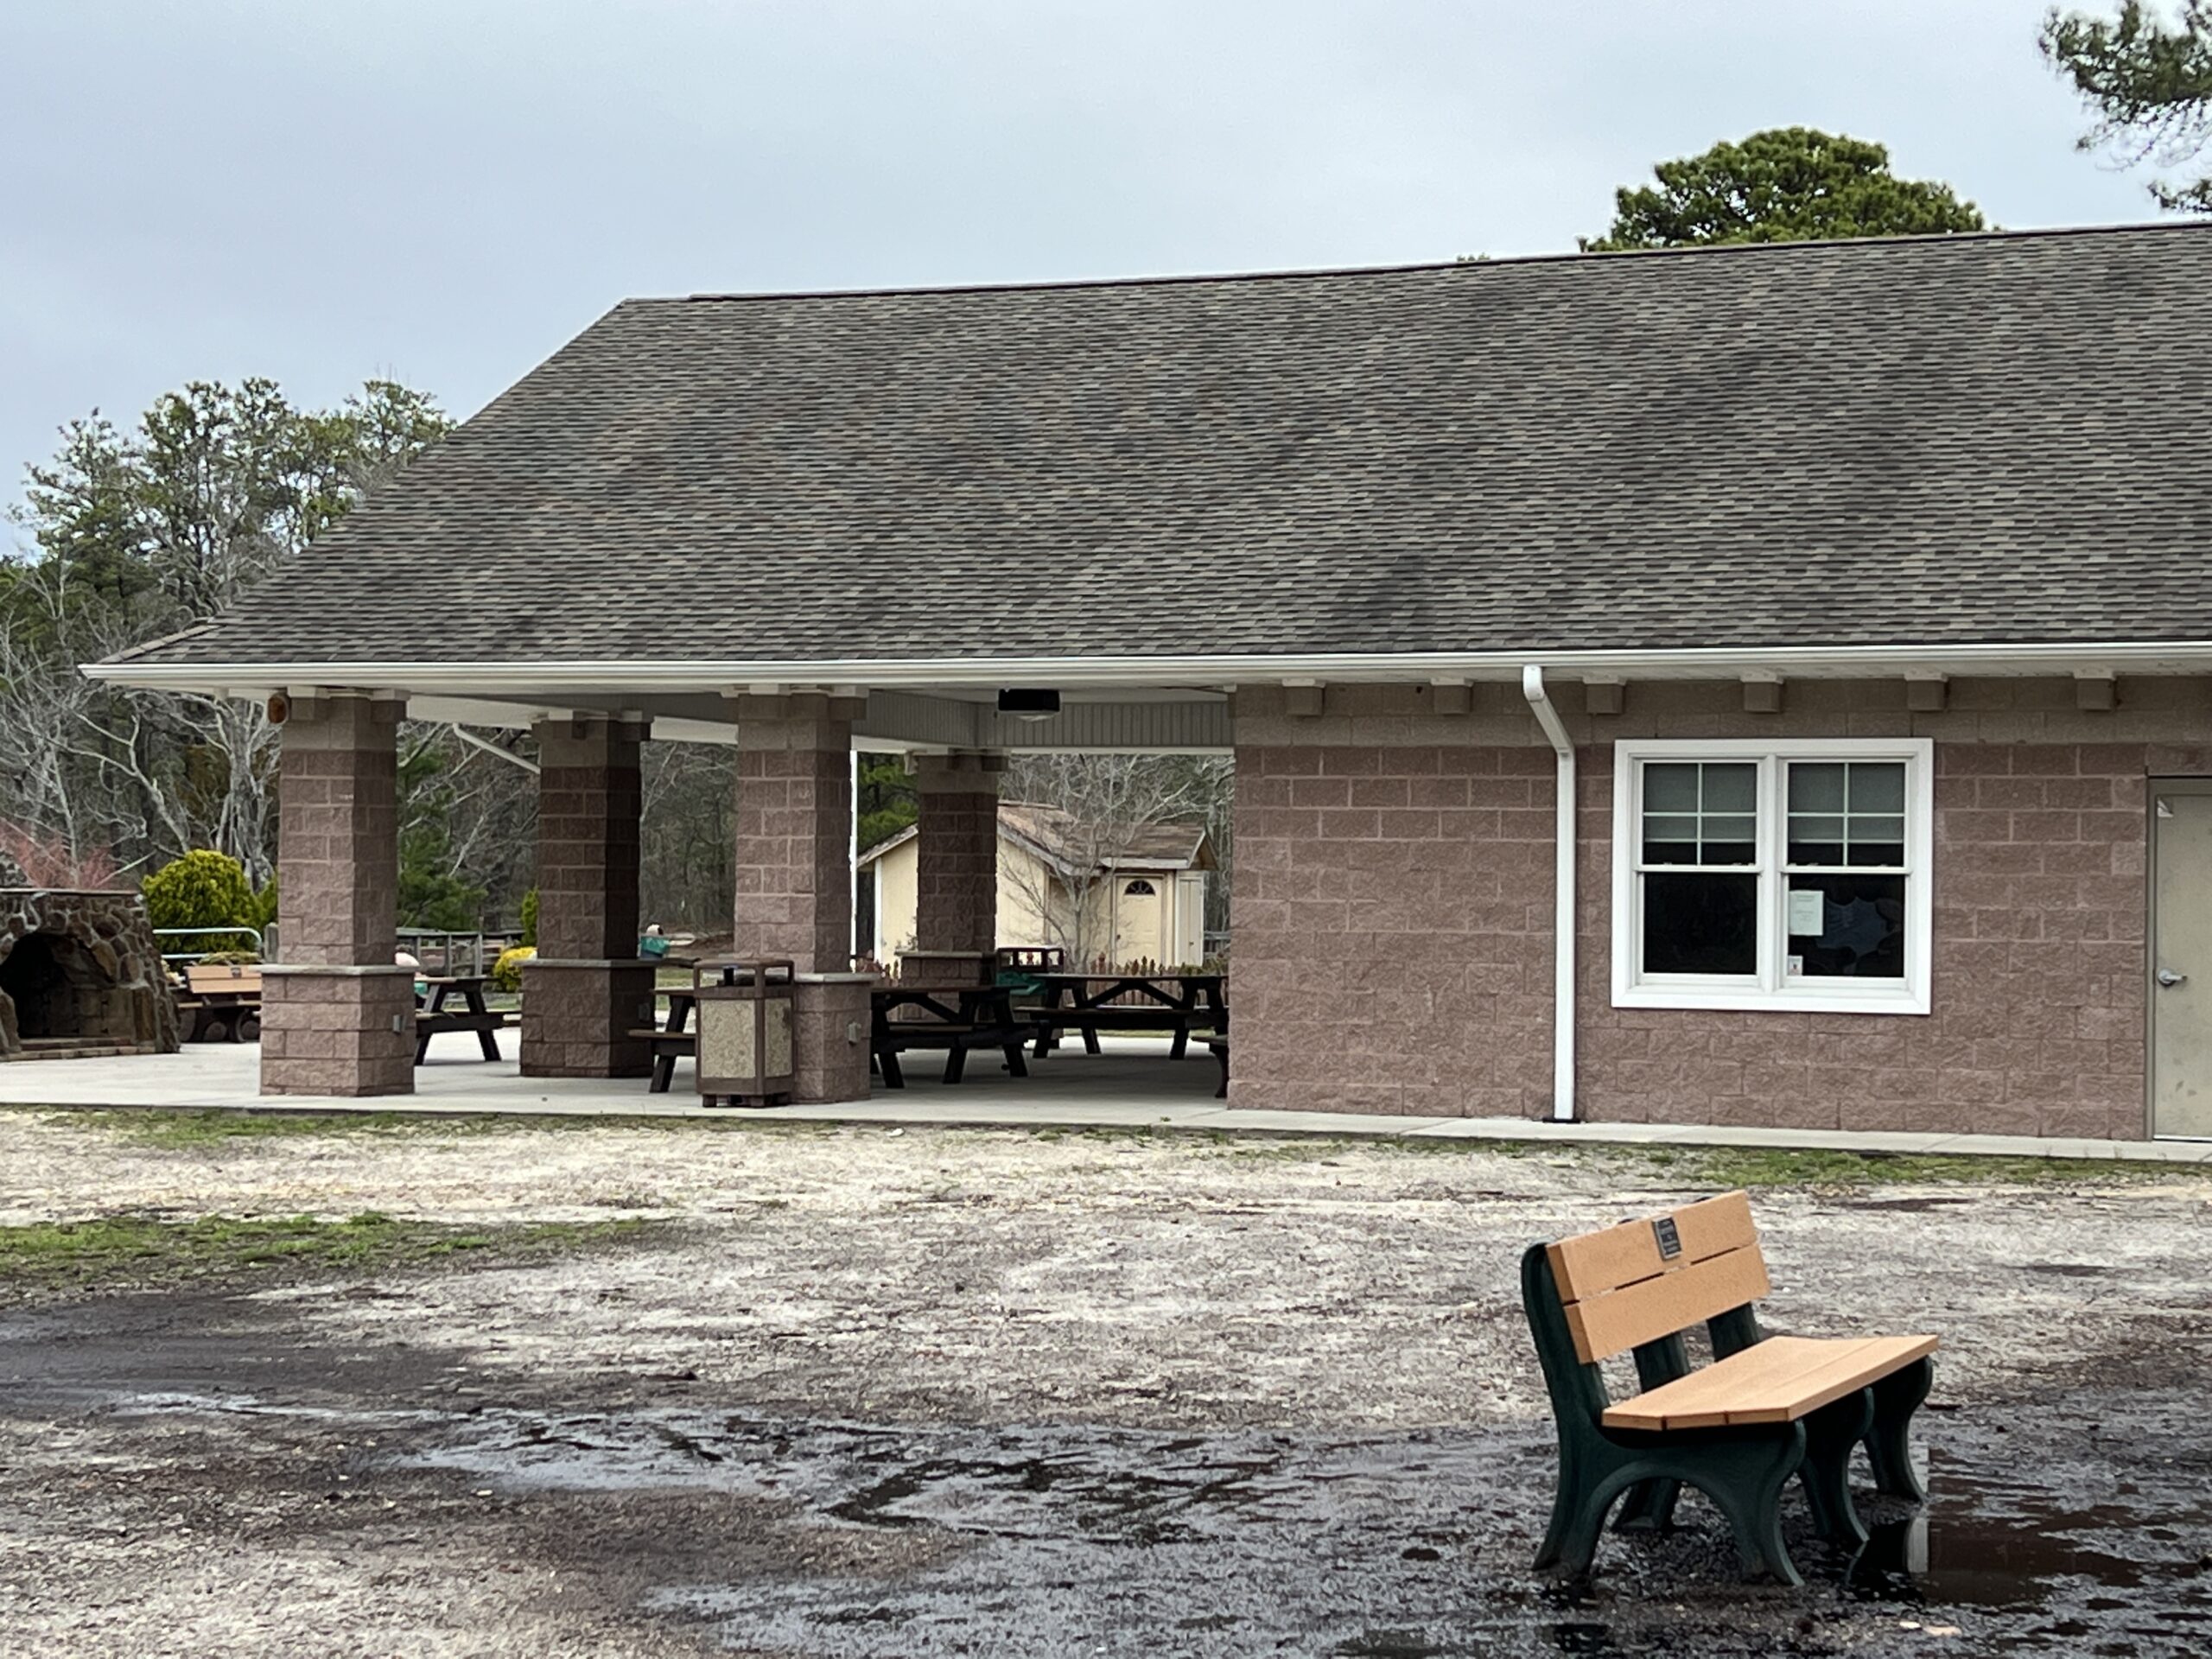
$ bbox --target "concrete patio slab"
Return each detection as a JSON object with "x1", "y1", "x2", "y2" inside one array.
[{"x1": 2, "y1": 1033, "x2": 2206, "y2": 1164}]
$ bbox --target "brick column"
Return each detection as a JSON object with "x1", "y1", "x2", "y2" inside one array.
[
  {"x1": 733, "y1": 695, "x2": 857, "y2": 973},
  {"x1": 261, "y1": 692, "x2": 416, "y2": 1097},
  {"x1": 521, "y1": 715, "x2": 654, "y2": 1078},
  {"x1": 912, "y1": 751, "x2": 1003, "y2": 956}
]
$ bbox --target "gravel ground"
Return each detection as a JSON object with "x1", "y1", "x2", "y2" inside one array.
[{"x1": 1, "y1": 1109, "x2": 2208, "y2": 1657}]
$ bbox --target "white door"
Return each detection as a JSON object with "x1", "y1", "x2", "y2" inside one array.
[{"x1": 2151, "y1": 786, "x2": 2212, "y2": 1139}]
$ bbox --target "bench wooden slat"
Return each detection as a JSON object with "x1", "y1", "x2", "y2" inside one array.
[
  {"x1": 1547, "y1": 1191, "x2": 1758, "y2": 1305},
  {"x1": 1562, "y1": 1243, "x2": 1772, "y2": 1363},
  {"x1": 1602, "y1": 1333, "x2": 1940, "y2": 1431}
]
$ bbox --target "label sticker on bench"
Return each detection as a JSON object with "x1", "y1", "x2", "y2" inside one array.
[{"x1": 1652, "y1": 1217, "x2": 1682, "y2": 1260}]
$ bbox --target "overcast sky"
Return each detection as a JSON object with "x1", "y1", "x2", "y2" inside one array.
[{"x1": 0, "y1": 0, "x2": 2168, "y2": 519}]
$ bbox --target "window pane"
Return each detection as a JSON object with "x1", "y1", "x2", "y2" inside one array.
[
  {"x1": 1642, "y1": 814, "x2": 1700, "y2": 862},
  {"x1": 1642, "y1": 872, "x2": 1758, "y2": 976},
  {"x1": 1644, "y1": 765, "x2": 1700, "y2": 812},
  {"x1": 1643, "y1": 761, "x2": 1762, "y2": 868},
  {"x1": 1847, "y1": 766, "x2": 1905, "y2": 813},
  {"x1": 1847, "y1": 840, "x2": 1907, "y2": 869},
  {"x1": 1700, "y1": 764, "x2": 1757, "y2": 813},
  {"x1": 1785, "y1": 874, "x2": 1906, "y2": 979},
  {"x1": 1789, "y1": 763, "x2": 1846, "y2": 813},
  {"x1": 1785, "y1": 761, "x2": 1911, "y2": 869}
]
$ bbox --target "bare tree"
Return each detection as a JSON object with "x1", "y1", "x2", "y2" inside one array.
[
  {"x1": 641, "y1": 741, "x2": 735, "y2": 933},
  {"x1": 2, "y1": 378, "x2": 449, "y2": 885}
]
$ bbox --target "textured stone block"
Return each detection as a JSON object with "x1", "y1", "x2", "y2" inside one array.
[
  {"x1": 260, "y1": 969, "x2": 415, "y2": 1097},
  {"x1": 734, "y1": 714, "x2": 853, "y2": 971},
  {"x1": 518, "y1": 959, "x2": 655, "y2": 1078}
]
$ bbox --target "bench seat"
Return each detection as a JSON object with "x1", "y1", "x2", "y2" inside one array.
[
  {"x1": 1604, "y1": 1333, "x2": 1939, "y2": 1433},
  {"x1": 627, "y1": 1027, "x2": 696, "y2": 1095}
]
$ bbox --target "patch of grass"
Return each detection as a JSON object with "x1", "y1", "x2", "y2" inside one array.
[
  {"x1": 88, "y1": 1109, "x2": 433, "y2": 1148},
  {"x1": 0, "y1": 1211, "x2": 655, "y2": 1298},
  {"x1": 1682, "y1": 1146, "x2": 2187, "y2": 1191},
  {"x1": 6, "y1": 1105, "x2": 842, "y2": 1147}
]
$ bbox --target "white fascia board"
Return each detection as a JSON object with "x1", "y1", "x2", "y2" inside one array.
[{"x1": 79, "y1": 638, "x2": 2212, "y2": 696}]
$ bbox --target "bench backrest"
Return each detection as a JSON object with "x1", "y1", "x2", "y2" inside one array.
[
  {"x1": 1544, "y1": 1192, "x2": 1769, "y2": 1363},
  {"x1": 184, "y1": 963, "x2": 263, "y2": 994}
]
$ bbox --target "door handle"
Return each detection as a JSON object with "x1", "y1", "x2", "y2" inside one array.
[{"x1": 2158, "y1": 968, "x2": 2189, "y2": 988}]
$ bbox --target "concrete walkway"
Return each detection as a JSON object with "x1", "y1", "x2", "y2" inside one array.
[{"x1": 1, "y1": 1033, "x2": 2206, "y2": 1165}]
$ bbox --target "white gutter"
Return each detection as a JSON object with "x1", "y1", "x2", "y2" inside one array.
[
  {"x1": 1521, "y1": 665, "x2": 1577, "y2": 1124},
  {"x1": 79, "y1": 637, "x2": 2212, "y2": 696}
]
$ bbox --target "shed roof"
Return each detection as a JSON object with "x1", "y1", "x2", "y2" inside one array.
[
  {"x1": 109, "y1": 223, "x2": 2212, "y2": 678},
  {"x1": 859, "y1": 803, "x2": 1213, "y2": 876}
]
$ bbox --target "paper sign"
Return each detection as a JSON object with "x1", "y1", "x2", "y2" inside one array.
[
  {"x1": 1787, "y1": 889, "x2": 1824, "y2": 936},
  {"x1": 1785, "y1": 954, "x2": 1805, "y2": 978}
]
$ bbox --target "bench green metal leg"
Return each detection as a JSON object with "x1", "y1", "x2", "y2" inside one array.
[
  {"x1": 1541, "y1": 1433, "x2": 1808, "y2": 1584},
  {"x1": 1612, "y1": 1476, "x2": 1681, "y2": 1533},
  {"x1": 1799, "y1": 1390, "x2": 1874, "y2": 1548},
  {"x1": 1864, "y1": 1356, "x2": 1933, "y2": 1503},
  {"x1": 1702, "y1": 1436, "x2": 1806, "y2": 1586}
]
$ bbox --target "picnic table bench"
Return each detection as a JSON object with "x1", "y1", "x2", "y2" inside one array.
[
  {"x1": 1030, "y1": 971, "x2": 1226, "y2": 1059},
  {"x1": 873, "y1": 982, "x2": 1030, "y2": 1088},
  {"x1": 1522, "y1": 1191, "x2": 1936, "y2": 1585},
  {"x1": 631, "y1": 988, "x2": 698, "y2": 1094},
  {"x1": 413, "y1": 976, "x2": 503, "y2": 1065}
]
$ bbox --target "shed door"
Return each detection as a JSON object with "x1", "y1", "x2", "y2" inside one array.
[{"x1": 2152, "y1": 787, "x2": 2212, "y2": 1139}]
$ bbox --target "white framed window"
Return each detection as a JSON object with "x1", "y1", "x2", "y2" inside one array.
[{"x1": 1611, "y1": 737, "x2": 1933, "y2": 1014}]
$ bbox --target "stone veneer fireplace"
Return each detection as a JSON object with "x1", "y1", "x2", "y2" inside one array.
[{"x1": 0, "y1": 889, "x2": 180, "y2": 1059}]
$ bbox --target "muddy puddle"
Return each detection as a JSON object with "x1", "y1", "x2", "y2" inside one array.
[{"x1": 107, "y1": 1394, "x2": 2206, "y2": 1657}]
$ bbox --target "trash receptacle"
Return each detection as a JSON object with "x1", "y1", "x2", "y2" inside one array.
[{"x1": 694, "y1": 958, "x2": 796, "y2": 1107}]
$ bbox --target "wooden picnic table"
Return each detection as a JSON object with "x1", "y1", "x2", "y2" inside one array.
[
  {"x1": 873, "y1": 981, "x2": 1029, "y2": 1088},
  {"x1": 1029, "y1": 970, "x2": 1227, "y2": 1059},
  {"x1": 414, "y1": 975, "x2": 502, "y2": 1065}
]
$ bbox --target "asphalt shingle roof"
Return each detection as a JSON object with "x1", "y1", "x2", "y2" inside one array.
[{"x1": 124, "y1": 224, "x2": 2212, "y2": 671}]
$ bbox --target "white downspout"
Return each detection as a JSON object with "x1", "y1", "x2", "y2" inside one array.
[
  {"x1": 849, "y1": 749, "x2": 861, "y2": 968},
  {"x1": 1521, "y1": 666, "x2": 1578, "y2": 1122}
]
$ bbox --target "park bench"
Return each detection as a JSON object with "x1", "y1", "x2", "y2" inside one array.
[
  {"x1": 1522, "y1": 1191, "x2": 1936, "y2": 1586},
  {"x1": 175, "y1": 963, "x2": 264, "y2": 1044}
]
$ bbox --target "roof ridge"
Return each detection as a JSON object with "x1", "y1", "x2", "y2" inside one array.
[{"x1": 669, "y1": 219, "x2": 2209, "y2": 306}]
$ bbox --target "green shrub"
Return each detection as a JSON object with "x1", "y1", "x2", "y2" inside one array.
[
  {"x1": 242, "y1": 876, "x2": 279, "y2": 933},
  {"x1": 518, "y1": 887, "x2": 539, "y2": 947},
  {"x1": 143, "y1": 851, "x2": 255, "y2": 951},
  {"x1": 493, "y1": 944, "x2": 536, "y2": 993}
]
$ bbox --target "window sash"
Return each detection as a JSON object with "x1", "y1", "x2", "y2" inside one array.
[{"x1": 1613, "y1": 740, "x2": 1932, "y2": 1014}]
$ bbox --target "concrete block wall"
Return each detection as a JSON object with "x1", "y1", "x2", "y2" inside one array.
[
  {"x1": 1230, "y1": 684, "x2": 1559, "y2": 1116},
  {"x1": 533, "y1": 718, "x2": 645, "y2": 958},
  {"x1": 1573, "y1": 678, "x2": 2206, "y2": 1141},
  {"x1": 1230, "y1": 677, "x2": 2209, "y2": 1139},
  {"x1": 734, "y1": 700, "x2": 855, "y2": 973},
  {"x1": 912, "y1": 753, "x2": 1001, "y2": 956},
  {"x1": 273, "y1": 696, "x2": 400, "y2": 968},
  {"x1": 521, "y1": 717, "x2": 653, "y2": 1080},
  {"x1": 263, "y1": 694, "x2": 414, "y2": 1097},
  {"x1": 260, "y1": 969, "x2": 416, "y2": 1096},
  {"x1": 519, "y1": 960, "x2": 655, "y2": 1079}
]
